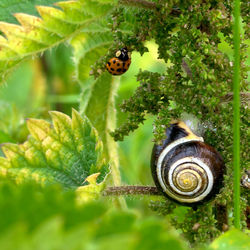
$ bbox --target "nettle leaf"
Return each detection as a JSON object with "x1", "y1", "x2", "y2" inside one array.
[
  {"x1": 119, "y1": 6, "x2": 139, "y2": 32},
  {"x1": 70, "y1": 5, "x2": 139, "y2": 187},
  {"x1": 0, "y1": 0, "x2": 114, "y2": 83},
  {"x1": 71, "y1": 31, "x2": 113, "y2": 86},
  {"x1": 76, "y1": 173, "x2": 105, "y2": 203},
  {"x1": 0, "y1": 109, "x2": 109, "y2": 191},
  {"x1": 0, "y1": 0, "x2": 58, "y2": 24},
  {"x1": 80, "y1": 72, "x2": 121, "y2": 185},
  {"x1": 71, "y1": 29, "x2": 122, "y2": 185}
]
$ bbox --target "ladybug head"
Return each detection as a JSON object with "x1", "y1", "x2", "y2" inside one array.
[{"x1": 115, "y1": 48, "x2": 131, "y2": 61}]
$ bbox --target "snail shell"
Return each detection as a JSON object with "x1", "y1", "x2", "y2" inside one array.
[{"x1": 151, "y1": 121, "x2": 225, "y2": 206}]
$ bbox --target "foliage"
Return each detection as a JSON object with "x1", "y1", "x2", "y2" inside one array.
[
  {"x1": 0, "y1": 0, "x2": 58, "y2": 24},
  {"x1": 0, "y1": 100, "x2": 27, "y2": 145},
  {"x1": 0, "y1": 0, "x2": 249, "y2": 249},
  {"x1": 0, "y1": 0, "x2": 114, "y2": 83},
  {"x1": 0, "y1": 110, "x2": 109, "y2": 191},
  {"x1": 78, "y1": 72, "x2": 121, "y2": 185},
  {"x1": 105, "y1": 0, "x2": 249, "y2": 243},
  {"x1": 0, "y1": 181, "x2": 189, "y2": 250},
  {"x1": 0, "y1": 59, "x2": 50, "y2": 148},
  {"x1": 0, "y1": 181, "x2": 248, "y2": 250}
]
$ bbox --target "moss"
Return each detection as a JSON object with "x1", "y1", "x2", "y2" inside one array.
[{"x1": 93, "y1": 0, "x2": 249, "y2": 245}]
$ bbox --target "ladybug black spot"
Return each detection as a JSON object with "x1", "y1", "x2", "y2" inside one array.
[{"x1": 106, "y1": 52, "x2": 131, "y2": 76}]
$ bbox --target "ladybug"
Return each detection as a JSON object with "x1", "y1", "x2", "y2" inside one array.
[{"x1": 106, "y1": 48, "x2": 131, "y2": 75}]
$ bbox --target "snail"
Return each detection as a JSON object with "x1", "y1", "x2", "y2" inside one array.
[{"x1": 151, "y1": 121, "x2": 225, "y2": 206}]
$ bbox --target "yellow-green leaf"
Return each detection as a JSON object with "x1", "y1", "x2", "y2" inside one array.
[
  {"x1": 76, "y1": 173, "x2": 105, "y2": 203},
  {"x1": 0, "y1": 0, "x2": 114, "y2": 84},
  {"x1": 0, "y1": 109, "x2": 110, "y2": 190}
]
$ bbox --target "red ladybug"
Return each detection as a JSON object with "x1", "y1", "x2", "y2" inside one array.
[{"x1": 106, "y1": 48, "x2": 131, "y2": 75}]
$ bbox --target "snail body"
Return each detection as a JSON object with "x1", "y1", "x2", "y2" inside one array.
[{"x1": 151, "y1": 121, "x2": 225, "y2": 206}]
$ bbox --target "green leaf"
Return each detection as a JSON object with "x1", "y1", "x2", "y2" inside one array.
[
  {"x1": 71, "y1": 31, "x2": 113, "y2": 85},
  {"x1": 78, "y1": 72, "x2": 126, "y2": 208},
  {"x1": 80, "y1": 72, "x2": 121, "y2": 187},
  {"x1": 0, "y1": 182, "x2": 107, "y2": 232},
  {"x1": 0, "y1": 182, "x2": 189, "y2": 250},
  {"x1": 0, "y1": 109, "x2": 109, "y2": 189},
  {"x1": 71, "y1": 31, "x2": 121, "y2": 186},
  {"x1": 76, "y1": 173, "x2": 105, "y2": 203},
  {"x1": 0, "y1": 0, "x2": 58, "y2": 24},
  {"x1": 0, "y1": 0, "x2": 114, "y2": 84},
  {"x1": 210, "y1": 229, "x2": 250, "y2": 250}
]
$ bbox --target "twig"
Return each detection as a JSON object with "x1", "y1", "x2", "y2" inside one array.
[{"x1": 102, "y1": 185, "x2": 161, "y2": 196}]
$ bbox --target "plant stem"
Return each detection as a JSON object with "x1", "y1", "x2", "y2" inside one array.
[
  {"x1": 233, "y1": 0, "x2": 241, "y2": 229},
  {"x1": 119, "y1": 0, "x2": 157, "y2": 10},
  {"x1": 102, "y1": 185, "x2": 161, "y2": 196}
]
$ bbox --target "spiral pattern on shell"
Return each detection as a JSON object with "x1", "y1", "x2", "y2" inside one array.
[{"x1": 151, "y1": 122, "x2": 225, "y2": 205}]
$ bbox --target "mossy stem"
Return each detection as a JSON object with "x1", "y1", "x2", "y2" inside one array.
[
  {"x1": 102, "y1": 186, "x2": 161, "y2": 196},
  {"x1": 233, "y1": 0, "x2": 241, "y2": 229}
]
